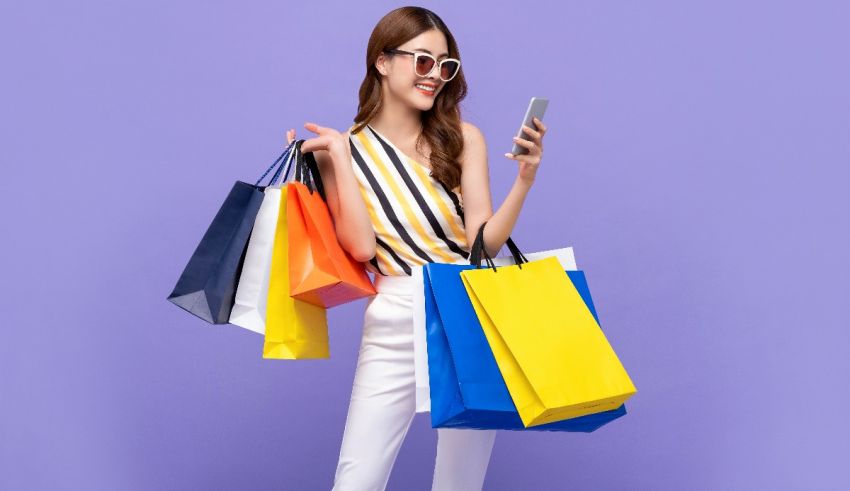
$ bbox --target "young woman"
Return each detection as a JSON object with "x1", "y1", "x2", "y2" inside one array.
[{"x1": 288, "y1": 7, "x2": 546, "y2": 490}]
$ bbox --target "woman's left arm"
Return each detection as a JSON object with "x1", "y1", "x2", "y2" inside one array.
[{"x1": 460, "y1": 117, "x2": 547, "y2": 258}]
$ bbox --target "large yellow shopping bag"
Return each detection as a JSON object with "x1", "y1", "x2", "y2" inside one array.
[
  {"x1": 263, "y1": 185, "x2": 329, "y2": 359},
  {"x1": 460, "y1": 254, "x2": 636, "y2": 427}
]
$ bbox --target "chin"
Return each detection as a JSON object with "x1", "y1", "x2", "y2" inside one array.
[
  {"x1": 413, "y1": 100, "x2": 435, "y2": 111},
  {"x1": 409, "y1": 92, "x2": 436, "y2": 111}
]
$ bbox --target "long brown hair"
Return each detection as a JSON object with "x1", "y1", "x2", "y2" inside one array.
[{"x1": 352, "y1": 6, "x2": 468, "y2": 190}]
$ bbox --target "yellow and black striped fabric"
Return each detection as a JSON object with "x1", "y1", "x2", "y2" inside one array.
[{"x1": 348, "y1": 124, "x2": 470, "y2": 276}]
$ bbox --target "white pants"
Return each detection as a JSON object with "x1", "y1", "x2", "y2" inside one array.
[{"x1": 333, "y1": 274, "x2": 497, "y2": 491}]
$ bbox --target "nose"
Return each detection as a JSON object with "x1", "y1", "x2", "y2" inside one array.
[
  {"x1": 422, "y1": 64, "x2": 440, "y2": 84},
  {"x1": 417, "y1": 59, "x2": 438, "y2": 81}
]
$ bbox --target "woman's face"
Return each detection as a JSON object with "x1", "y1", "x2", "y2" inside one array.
[{"x1": 377, "y1": 29, "x2": 451, "y2": 112}]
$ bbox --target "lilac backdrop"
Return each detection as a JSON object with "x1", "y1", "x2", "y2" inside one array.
[{"x1": 1, "y1": 1, "x2": 848, "y2": 489}]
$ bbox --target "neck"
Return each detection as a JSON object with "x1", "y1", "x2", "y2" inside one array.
[{"x1": 369, "y1": 87, "x2": 422, "y2": 144}]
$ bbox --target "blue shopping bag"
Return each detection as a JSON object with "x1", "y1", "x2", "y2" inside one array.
[
  {"x1": 167, "y1": 142, "x2": 296, "y2": 324},
  {"x1": 424, "y1": 248, "x2": 627, "y2": 431}
]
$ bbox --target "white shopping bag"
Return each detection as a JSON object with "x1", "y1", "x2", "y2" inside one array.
[
  {"x1": 228, "y1": 147, "x2": 296, "y2": 333},
  {"x1": 411, "y1": 246, "x2": 579, "y2": 413},
  {"x1": 411, "y1": 265, "x2": 430, "y2": 412},
  {"x1": 228, "y1": 186, "x2": 283, "y2": 334}
]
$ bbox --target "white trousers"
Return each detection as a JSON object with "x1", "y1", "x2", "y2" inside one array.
[{"x1": 333, "y1": 273, "x2": 497, "y2": 491}]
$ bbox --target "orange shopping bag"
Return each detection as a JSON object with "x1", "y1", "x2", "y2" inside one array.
[{"x1": 287, "y1": 149, "x2": 376, "y2": 308}]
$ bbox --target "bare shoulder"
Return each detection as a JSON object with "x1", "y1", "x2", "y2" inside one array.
[
  {"x1": 460, "y1": 121, "x2": 487, "y2": 171},
  {"x1": 461, "y1": 121, "x2": 486, "y2": 147}
]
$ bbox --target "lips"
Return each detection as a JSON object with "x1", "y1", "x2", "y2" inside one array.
[{"x1": 415, "y1": 82, "x2": 437, "y2": 96}]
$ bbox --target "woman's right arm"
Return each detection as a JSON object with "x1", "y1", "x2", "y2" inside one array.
[{"x1": 291, "y1": 124, "x2": 376, "y2": 262}]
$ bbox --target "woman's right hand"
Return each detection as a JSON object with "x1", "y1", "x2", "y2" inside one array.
[{"x1": 300, "y1": 122, "x2": 349, "y2": 157}]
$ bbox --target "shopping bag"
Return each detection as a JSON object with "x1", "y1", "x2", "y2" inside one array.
[
  {"x1": 167, "y1": 146, "x2": 292, "y2": 324},
  {"x1": 423, "y1": 238, "x2": 626, "y2": 431},
  {"x1": 411, "y1": 265, "x2": 431, "y2": 412},
  {"x1": 460, "y1": 223, "x2": 637, "y2": 427},
  {"x1": 412, "y1": 246, "x2": 581, "y2": 413},
  {"x1": 263, "y1": 181, "x2": 329, "y2": 359},
  {"x1": 287, "y1": 150, "x2": 376, "y2": 308},
  {"x1": 229, "y1": 143, "x2": 298, "y2": 333}
]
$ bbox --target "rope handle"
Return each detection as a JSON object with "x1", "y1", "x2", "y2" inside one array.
[{"x1": 469, "y1": 221, "x2": 528, "y2": 271}]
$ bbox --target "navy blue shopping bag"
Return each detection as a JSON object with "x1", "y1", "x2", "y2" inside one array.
[
  {"x1": 167, "y1": 142, "x2": 297, "y2": 324},
  {"x1": 424, "y1": 228, "x2": 627, "y2": 431}
]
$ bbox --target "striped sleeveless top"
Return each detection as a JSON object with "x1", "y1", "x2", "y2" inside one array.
[{"x1": 348, "y1": 124, "x2": 470, "y2": 276}]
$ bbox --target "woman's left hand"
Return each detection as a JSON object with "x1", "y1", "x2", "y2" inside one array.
[{"x1": 504, "y1": 116, "x2": 547, "y2": 184}]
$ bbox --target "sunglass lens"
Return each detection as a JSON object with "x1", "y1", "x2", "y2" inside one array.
[
  {"x1": 415, "y1": 56, "x2": 436, "y2": 76},
  {"x1": 441, "y1": 60, "x2": 460, "y2": 80}
]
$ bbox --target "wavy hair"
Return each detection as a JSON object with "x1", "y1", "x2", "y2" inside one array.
[{"x1": 351, "y1": 6, "x2": 468, "y2": 190}]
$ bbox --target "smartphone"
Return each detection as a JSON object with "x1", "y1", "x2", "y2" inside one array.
[{"x1": 510, "y1": 97, "x2": 549, "y2": 156}]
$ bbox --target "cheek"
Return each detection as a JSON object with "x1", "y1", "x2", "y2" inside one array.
[
  {"x1": 389, "y1": 71, "x2": 415, "y2": 93},
  {"x1": 386, "y1": 71, "x2": 434, "y2": 109},
  {"x1": 389, "y1": 77, "x2": 418, "y2": 103}
]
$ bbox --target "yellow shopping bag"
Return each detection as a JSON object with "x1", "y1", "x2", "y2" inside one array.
[
  {"x1": 263, "y1": 185, "x2": 329, "y2": 359},
  {"x1": 460, "y1": 255, "x2": 636, "y2": 427}
]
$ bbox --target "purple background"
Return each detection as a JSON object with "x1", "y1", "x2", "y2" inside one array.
[{"x1": 2, "y1": 1, "x2": 848, "y2": 489}]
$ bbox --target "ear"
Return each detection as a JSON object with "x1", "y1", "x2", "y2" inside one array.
[{"x1": 375, "y1": 53, "x2": 390, "y2": 76}]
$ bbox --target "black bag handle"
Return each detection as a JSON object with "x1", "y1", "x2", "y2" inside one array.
[
  {"x1": 303, "y1": 149, "x2": 327, "y2": 201},
  {"x1": 293, "y1": 140, "x2": 305, "y2": 184},
  {"x1": 469, "y1": 221, "x2": 528, "y2": 271},
  {"x1": 290, "y1": 140, "x2": 327, "y2": 202},
  {"x1": 251, "y1": 139, "x2": 327, "y2": 202}
]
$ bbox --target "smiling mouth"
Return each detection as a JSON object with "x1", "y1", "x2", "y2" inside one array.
[{"x1": 415, "y1": 83, "x2": 436, "y2": 95}]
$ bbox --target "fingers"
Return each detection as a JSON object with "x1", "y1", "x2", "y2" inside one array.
[
  {"x1": 300, "y1": 135, "x2": 332, "y2": 154},
  {"x1": 286, "y1": 128, "x2": 296, "y2": 145},
  {"x1": 521, "y1": 124, "x2": 541, "y2": 141},
  {"x1": 532, "y1": 117, "x2": 547, "y2": 134},
  {"x1": 521, "y1": 125, "x2": 543, "y2": 150},
  {"x1": 512, "y1": 136, "x2": 536, "y2": 151},
  {"x1": 504, "y1": 152, "x2": 541, "y2": 165},
  {"x1": 506, "y1": 119, "x2": 545, "y2": 169},
  {"x1": 304, "y1": 122, "x2": 335, "y2": 135},
  {"x1": 299, "y1": 137, "x2": 319, "y2": 153},
  {"x1": 504, "y1": 151, "x2": 537, "y2": 162}
]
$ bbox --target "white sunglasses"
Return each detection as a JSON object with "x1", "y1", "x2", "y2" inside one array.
[{"x1": 383, "y1": 48, "x2": 461, "y2": 82}]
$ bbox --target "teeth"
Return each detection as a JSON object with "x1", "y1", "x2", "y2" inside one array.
[{"x1": 415, "y1": 84, "x2": 435, "y2": 92}]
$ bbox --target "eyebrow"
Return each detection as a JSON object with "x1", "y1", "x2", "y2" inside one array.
[{"x1": 413, "y1": 48, "x2": 450, "y2": 58}]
